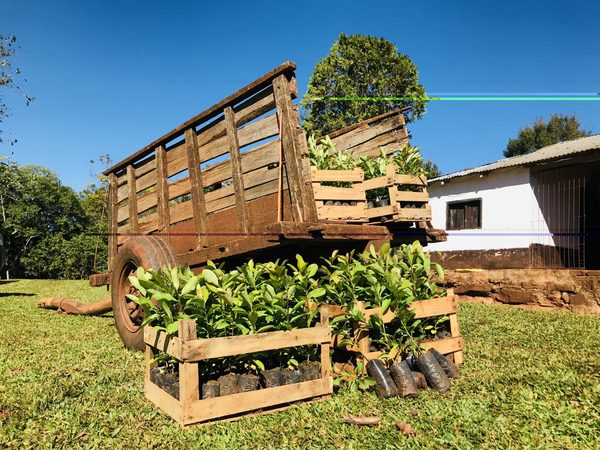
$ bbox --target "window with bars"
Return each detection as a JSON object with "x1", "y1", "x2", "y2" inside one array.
[{"x1": 446, "y1": 199, "x2": 482, "y2": 230}]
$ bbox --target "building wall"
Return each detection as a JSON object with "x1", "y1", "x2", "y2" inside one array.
[{"x1": 427, "y1": 166, "x2": 537, "y2": 252}]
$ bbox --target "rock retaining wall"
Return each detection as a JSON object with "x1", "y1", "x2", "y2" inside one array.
[{"x1": 444, "y1": 269, "x2": 600, "y2": 314}]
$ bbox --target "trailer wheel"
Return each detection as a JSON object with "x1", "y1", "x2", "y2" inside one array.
[{"x1": 111, "y1": 236, "x2": 178, "y2": 350}]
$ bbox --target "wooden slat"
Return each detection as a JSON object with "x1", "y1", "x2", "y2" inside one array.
[
  {"x1": 312, "y1": 185, "x2": 365, "y2": 201},
  {"x1": 326, "y1": 108, "x2": 409, "y2": 140},
  {"x1": 178, "y1": 320, "x2": 199, "y2": 414},
  {"x1": 273, "y1": 74, "x2": 305, "y2": 222},
  {"x1": 166, "y1": 142, "x2": 188, "y2": 179},
  {"x1": 118, "y1": 167, "x2": 157, "y2": 202},
  {"x1": 422, "y1": 336, "x2": 464, "y2": 355},
  {"x1": 330, "y1": 114, "x2": 404, "y2": 152},
  {"x1": 184, "y1": 378, "x2": 332, "y2": 425},
  {"x1": 363, "y1": 174, "x2": 395, "y2": 191},
  {"x1": 104, "y1": 62, "x2": 296, "y2": 175},
  {"x1": 168, "y1": 177, "x2": 191, "y2": 201},
  {"x1": 156, "y1": 145, "x2": 170, "y2": 237},
  {"x1": 316, "y1": 205, "x2": 367, "y2": 221},
  {"x1": 396, "y1": 206, "x2": 432, "y2": 221},
  {"x1": 145, "y1": 378, "x2": 183, "y2": 424},
  {"x1": 365, "y1": 204, "x2": 397, "y2": 219},
  {"x1": 224, "y1": 106, "x2": 250, "y2": 235},
  {"x1": 197, "y1": 113, "x2": 280, "y2": 165},
  {"x1": 395, "y1": 191, "x2": 429, "y2": 202},
  {"x1": 127, "y1": 165, "x2": 139, "y2": 233},
  {"x1": 182, "y1": 327, "x2": 330, "y2": 362},
  {"x1": 310, "y1": 168, "x2": 364, "y2": 183},
  {"x1": 108, "y1": 173, "x2": 118, "y2": 270},
  {"x1": 395, "y1": 174, "x2": 426, "y2": 185},
  {"x1": 185, "y1": 128, "x2": 209, "y2": 248},
  {"x1": 143, "y1": 327, "x2": 183, "y2": 360},
  {"x1": 169, "y1": 199, "x2": 194, "y2": 226},
  {"x1": 319, "y1": 306, "x2": 331, "y2": 379}
]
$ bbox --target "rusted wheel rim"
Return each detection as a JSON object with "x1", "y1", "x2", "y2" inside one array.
[{"x1": 117, "y1": 260, "x2": 144, "y2": 332}]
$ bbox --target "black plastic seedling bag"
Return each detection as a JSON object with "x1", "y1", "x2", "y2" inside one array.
[
  {"x1": 299, "y1": 361, "x2": 321, "y2": 381},
  {"x1": 415, "y1": 351, "x2": 451, "y2": 393},
  {"x1": 238, "y1": 374, "x2": 260, "y2": 392},
  {"x1": 281, "y1": 368, "x2": 301, "y2": 385},
  {"x1": 411, "y1": 371, "x2": 428, "y2": 390},
  {"x1": 430, "y1": 348, "x2": 461, "y2": 378},
  {"x1": 218, "y1": 373, "x2": 240, "y2": 396},
  {"x1": 201, "y1": 380, "x2": 220, "y2": 398},
  {"x1": 390, "y1": 361, "x2": 419, "y2": 398},
  {"x1": 366, "y1": 359, "x2": 397, "y2": 398},
  {"x1": 261, "y1": 367, "x2": 282, "y2": 388}
]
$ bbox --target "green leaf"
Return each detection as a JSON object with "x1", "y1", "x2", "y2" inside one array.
[
  {"x1": 166, "y1": 322, "x2": 179, "y2": 335},
  {"x1": 202, "y1": 269, "x2": 219, "y2": 286}
]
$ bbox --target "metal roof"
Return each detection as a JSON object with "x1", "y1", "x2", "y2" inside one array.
[{"x1": 429, "y1": 134, "x2": 600, "y2": 182}]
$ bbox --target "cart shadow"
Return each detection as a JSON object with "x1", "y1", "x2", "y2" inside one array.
[{"x1": 0, "y1": 292, "x2": 36, "y2": 297}]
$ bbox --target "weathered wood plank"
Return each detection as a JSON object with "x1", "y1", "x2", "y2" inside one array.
[
  {"x1": 312, "y1": 186, "x2": 365, "y2": 201},
  {"x1": 184, "y1": 378, "x2": 331, "y2": 425},
  {"x1": 178, "y1": 320, "x2": 199, "y2": 413},
  {"x1": 224, "y1": 106, "x2": 250, "y2": 235},
  {"x1": 395, "y1": 174, "x2": 427, "y2": 186},
  {"x1": 273, "y1": 75, "x2": 306, "y2": 222},
  {"x1": 145, "y1": 378, "x2": 184, "y2": 424},
  {"x1": 108, "y1": 174, "x2": 118, "y2": 270},
  {"x1": 395, "y1": 191, "x2": 429, "y2": 202},
  {"x1": 185, "y1": 128, "x2": 209, "y2": 248},
  {"x1": 316, "y1": 205, "x2": 367, "y2": 221},
  {"x1": 182, "y1": 327, "x2": 330, "y2": 362},
  {"x1": 127, "y1": 165, "x2": 139, "y2": 233},
  {"x1": 156, "y1": 145, "x2": 171, "y2": 238},
  {"x1": 143, "y1": 327, "x2": 183, "y2": 359},
  {"x1": 310, "y1": 168, "x2": 364, "y2": 183},
  {"x1": 331, "y1": 114, "x2": 404, "y2": 152},
  {"x1": 396, "y1": 207, "x2": 432, "y2": 221}
]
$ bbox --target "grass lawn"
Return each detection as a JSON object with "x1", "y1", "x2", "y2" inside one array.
[{"x1": 0, "y1": 279, "x2": 598, "y2": 449}]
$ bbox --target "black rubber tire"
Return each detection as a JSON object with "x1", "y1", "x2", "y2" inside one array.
[{"x1": 111, "y1": 236, "x2": 178, "y2": 350}]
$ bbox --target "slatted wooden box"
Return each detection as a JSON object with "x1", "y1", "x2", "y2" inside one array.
[
  {"x1": 310, "y1": 164, "x2": 431, "y2": 223},
  {"x1": 144, "y1": 315, "x2": 333, "y2": 426},
  {"x1": 322, "y1": 289, "x2": 463, "y2": 371}
]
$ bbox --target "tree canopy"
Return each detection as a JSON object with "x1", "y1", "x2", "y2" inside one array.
[
  {"x1": 504, "y1": 114, "x2": 591, "y2": 158},
  {"x1": 301, "y1": 33, "x2": 427, "y2": 137},
  {"x1": 0, "y1": 161, "x2": 108, "y2": 279}
]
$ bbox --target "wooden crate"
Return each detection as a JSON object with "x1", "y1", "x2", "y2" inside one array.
[
  {"x1": 144, "y1": 314, "x2": 333, "y2": 426},
  {"x1": 363, "y1": 164, "x2": 431, "y2": 222},
  {"x1": 310, "y1": 168, "x2": 367, "y2": 222},
  {"x1": 322, "y1": 289, "x2": 464, "y2": 369}
]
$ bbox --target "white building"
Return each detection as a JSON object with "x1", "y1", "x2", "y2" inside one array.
[{"x1": 427, "y1": 135, "x2": 600, "y2": 270}]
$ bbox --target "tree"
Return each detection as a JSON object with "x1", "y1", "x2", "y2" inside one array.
[
  {"x1": 0, "y1": 34, "x2": 34, "y2": 146},
  {"x1": 504, "y1": 114, "x2": 591, "y2": 158},
  {"x1": 301, "y1": 33, "x2": 427, "y2": 137}
]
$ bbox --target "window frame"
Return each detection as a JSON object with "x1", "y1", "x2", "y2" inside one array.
[{"x1": 446, "y1": 198, "x2": 482, "y2": 230}]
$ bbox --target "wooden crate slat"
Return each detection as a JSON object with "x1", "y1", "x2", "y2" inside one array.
[
  {"x1": 312, "y1": 186, "x2": 365, "y2": 201},
  {"x1": 395, "y1": 191, "x2": 429, "y2": 202},
  {"x1": 422, "y1": 336, "x2": 464, "y2": 354},
  {"x1": 310, "y1": 168, "x2": 364, "y2": 183},
  {"x1": 181, "y1": 326, "x2": 330, "y2": 362},
  {"x1": 145, "y1": 378, "x2": 184, "y2": 423},
  {"x1": 143, "y1": 327, "x2": 183, "y2": 359},
  {"x1": 183, "y1": 378, "x2": 331, "y2": 425},
  {"x1": 316, "y1": 205, "x2": 367, "y2": 221},
  {"x1": 362, "y1": 174, "x2": 395, "y2": 191},
  {"x1": 396, "y1": 207, "x2": 432, "y2": 221},
  {"x1": 365, "y1": 204, "x2": 397, "y2": 219},
  {"x1": 395, "y1": 174, "x2": 426, "y2": 186},
  {"x1": 330, "y1": 113, "x2": 405, "y2": 153}
]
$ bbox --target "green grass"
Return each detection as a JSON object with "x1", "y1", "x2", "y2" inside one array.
[{"x1": 0, "y1": 279, "x2": 598, "y2": 449}]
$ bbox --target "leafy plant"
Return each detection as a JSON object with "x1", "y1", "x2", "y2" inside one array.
[{"x1": 332, "y1": 361, "x2": 375, "y2": 392}]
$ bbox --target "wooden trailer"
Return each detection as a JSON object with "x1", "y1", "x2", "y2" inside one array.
[{"x1": 92, "y1": 62, "x2": 445, "y2": 349}]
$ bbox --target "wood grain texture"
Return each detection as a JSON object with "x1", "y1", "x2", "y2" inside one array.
[
  {"x1": 108, "y1": 173, "x2": 118, "y2": 270},
  {"x1": 224, "y1": 106, "x2": 250, "y2": 235},
  {"x1": 127, "y1": 165, "x2": 139, "y2": 233},
  {"x1": 156, "y1": 145, "x2": 171, "y2": 238},
  {"x1": 185, "y1": 128, "x2": 209, "y2": 248}
]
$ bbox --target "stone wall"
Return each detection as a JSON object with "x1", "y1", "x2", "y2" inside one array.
[{"x1": 444, "y1": 269, "x2": 600, "y2": 314}]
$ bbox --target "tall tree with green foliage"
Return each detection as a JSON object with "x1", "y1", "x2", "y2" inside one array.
[
  {"x1": 504, "y1": 114, "x2": 591, "y2": 158},
  {"x1": 301, "y1": 33, "x2": 427, "y2": 137},
  {"x1": 0, "y1": 161, "x2": 108, "y2": 279},
  {"x1": 1, "y1": 34, "x2": 34, "y2": 146}
]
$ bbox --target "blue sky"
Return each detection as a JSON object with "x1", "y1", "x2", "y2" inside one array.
[{"x1": 1, "y1": 0, "x2": 599, "y2": 191}]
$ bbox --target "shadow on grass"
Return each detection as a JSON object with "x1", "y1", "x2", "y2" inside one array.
[
  {"x1": 0, "y1": 292, "x2": 36, "y2": 297},
  {"x1": 0, "y1": 280, "x2": 18, "y2": 284}
]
